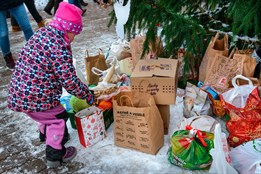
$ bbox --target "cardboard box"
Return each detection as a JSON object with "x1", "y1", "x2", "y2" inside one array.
[
  {"x1": 75, "y1": 106, "x2": 106, "y2": 147},
  {"x1": 130, "y1": 58, "x2": 178, "y2": 105},
  {"x1": 157, "y1": 105, "x2": 170, "y2": 135}
]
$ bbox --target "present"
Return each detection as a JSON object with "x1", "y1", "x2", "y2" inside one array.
[
  {"x1": 75, "y1": 106, "x2": 106, "y2": 147},
  {"x1": 168, "y1": 126, "x2": 214, "y2": 170}
]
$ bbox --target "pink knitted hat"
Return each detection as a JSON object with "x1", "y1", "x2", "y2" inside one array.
[{"x1": 49, "y1": 2, "x2": 83, "y2": 35}]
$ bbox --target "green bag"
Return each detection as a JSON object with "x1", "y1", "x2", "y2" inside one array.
[{"x1": 168, "y1": 127, "x2": 214, "y2": 170}]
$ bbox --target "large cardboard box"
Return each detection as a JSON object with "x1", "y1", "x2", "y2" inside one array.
[
  {"x1": 130, "y1": 58, "x2": 178, "y2": 105},
  {"x1": 157, "y1": 105, "x2": 170, "y2": 135}
]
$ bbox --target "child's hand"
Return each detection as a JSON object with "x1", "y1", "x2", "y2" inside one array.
[{"x1": 87, "y1": 91, "x2": 99, "y2": 106}]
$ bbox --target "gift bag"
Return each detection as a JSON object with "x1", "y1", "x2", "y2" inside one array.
[
  {"x1": 204, "y1": 49, "x2": 243, "y2": 93},
  {"x1": 113, "y1": 91, "x2": 164, "y2": 155},
  {"x1": 220, "y1": 75, "x2": 261, "y2": 147},
  {"x1": 199, "y1": 33, "x2": 229, "y2": 82},
  {"x1": 168, "y1": 126, "x2": 214, "y2": 170},
  {"x1": 75, "y1": 106, "x2": 106, "y2": 147},
  {"x1": 85, "y1": 49, "x2": 107, "y2": 85}
]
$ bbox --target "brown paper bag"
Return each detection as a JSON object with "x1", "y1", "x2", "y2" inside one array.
[
  {"x1": 84, "y1": 49, "x2": 107, "y2": 85},
  {"x1": 199, "y1": 33, "x2": 229, "y2": 82},
  {"x1": 234, "y1": 49, "x2": 256, "y2": 77},
  {"x1": 113, "y1": 91, "x2": 164, "y2": 155},
  {"x1": 204, "y1": 49, "x2": 243, "y2": 93},
  {"x1": 130, "y1": 36, "x2": 163, "y2": 69}
]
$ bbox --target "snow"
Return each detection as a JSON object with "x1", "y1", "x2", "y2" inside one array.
[{"x1": 0, "y1": 0, "x2": 230, "y2": 173}]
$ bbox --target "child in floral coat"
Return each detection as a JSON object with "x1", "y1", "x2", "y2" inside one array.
[{"x1": 8, "y1": 2, "x2": 94, "y2": 168}]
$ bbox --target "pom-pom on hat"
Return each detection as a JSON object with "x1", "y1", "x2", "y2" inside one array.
[{"x1": 49, "y1": 2, "x2": 83, "y2": 35}]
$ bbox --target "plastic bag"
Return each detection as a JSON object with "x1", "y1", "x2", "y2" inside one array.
[
  {"x1": 209, "y1": 124, "x2": 238, "y2": 174},
  {"x1": 230, "y1": 139, "x2": 261, "y2": 174},
  {"x1": 168, "y1": 126, "x2": 214, "y2": 170},
  {"x1": 220, "y1": 75, "x2": 261, "y2": 147},
  {"x1": 172, "y1": 115, "x2": 218, "y2": 134},
  {"x1": 183, "y1": 82, "x2": 212, "y2": 117}
]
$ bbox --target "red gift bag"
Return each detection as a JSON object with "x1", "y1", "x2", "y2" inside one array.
[{"x1": 220, "y1": 75, "x2": 261, "y2": 147}]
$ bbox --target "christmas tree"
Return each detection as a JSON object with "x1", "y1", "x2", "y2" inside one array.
[{"x1": 107, "y1": 0, "x2": 261, "y2": 84}]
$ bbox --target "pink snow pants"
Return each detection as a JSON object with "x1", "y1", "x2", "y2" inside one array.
[{"x1": 26, "y1": 105, "x2": 66, "y2": 150}]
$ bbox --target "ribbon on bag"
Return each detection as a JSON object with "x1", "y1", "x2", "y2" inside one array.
[{"x1": 185, "y1": 125, "x2": 207, "y2": 147}]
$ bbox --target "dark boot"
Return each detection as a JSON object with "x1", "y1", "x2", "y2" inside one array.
[
  {"x1": 4, "y1": 53, "x2": 15, "y2": 69},
  {"x1": 79, "y1": 0, "x2": 88, "y2": 6},
  {"x1": 46, "y1": 145, "x2": 77, "y2": 168}
]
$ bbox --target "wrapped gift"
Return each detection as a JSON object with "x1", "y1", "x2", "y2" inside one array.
[{"x1": 75, "y1": 106, "x2": 106, "y2": 147}]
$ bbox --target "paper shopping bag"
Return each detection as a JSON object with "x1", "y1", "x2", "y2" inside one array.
[
  {"x1": 204, "y1": 49, "x2": 243, "y2": 93},
  {"x1": 130, "y1": 36, "x2": 163, "y2": 68},
  {"x1": 199, "y1": 33, "x2": 229, "y2": 82},
  {"x1": 220, "y1": 75, "x2": 261, "y2": 147},
  {"x1": 113, "y1": 91, "x2": 164, "y2": 155},
  {"x1": 75, "y1": 106, "x2": 106, "y2": 147},
  {"x1": 84, "y1": 49, "x2": 107, "y2": 85},
  {"x1": 234, "y1": 49, "x2": 256, "y2": 78}
]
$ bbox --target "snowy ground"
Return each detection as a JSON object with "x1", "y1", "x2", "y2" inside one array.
[{"x1": 0, "y1": 0, "x2": 229, "y2": 173}]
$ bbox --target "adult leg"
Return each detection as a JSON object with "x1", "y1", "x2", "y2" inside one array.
[
  {"x1": 24, "y1": 0, "x2": 43, "y2": 23},
  {"x1": 68, "y1": 0, "x2": 86, "y2": 15},
  {"x1": 53, "y1": 0, "x2": 63, "y2": 15},
  {"x1": 11, "y1": 15, "x2": 21, "y2": 32},
  {"x1": 0, "y1": 11, "x2": 15, "y2": 69},
  {"x1": 44, "y1": 0, "x2": 54, "y2": 15},
  {"x1": 0, "y1": 11, "x2": 11, "y2": 56},
  {"x1": 79, "y1": 0, "x2": 88, "y2": 7},
  {"x1": 9, "y1": 4, "x2": 34, "y2": 41}
]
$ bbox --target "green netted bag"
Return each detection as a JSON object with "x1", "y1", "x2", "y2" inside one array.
[
  {"x1": 168, "y1": 127, "x2": 214, "y2": 170},
  {"x1": 70, "y1": 95, "x2": 90, "y2": 113}
]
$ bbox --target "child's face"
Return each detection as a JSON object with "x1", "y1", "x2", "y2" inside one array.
[{"x1": 67, "y1": 32, "x2": 76, "y2": 42}]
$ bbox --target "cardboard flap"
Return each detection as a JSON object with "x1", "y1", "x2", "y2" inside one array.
[{"x1": 131, "y1": 58, "x2": 178, "y2": 78}]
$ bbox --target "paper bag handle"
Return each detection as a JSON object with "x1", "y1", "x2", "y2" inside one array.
[
  {"x1": 119, "y1": 95, "x2": 134, "y2": 107},
  {"x1": 85, "y1": 48, "x2": 103, "y2": 58},
  {"x1": 232, "y1": 75, "x2": 254, "y2": 88},
  {"x1": 211, "y1": 32, "x2": 228, "y2": 50}
]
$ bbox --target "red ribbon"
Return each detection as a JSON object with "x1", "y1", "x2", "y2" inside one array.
[{"x1": 186, "y1": 125, "x2": 207, "y2": 147}]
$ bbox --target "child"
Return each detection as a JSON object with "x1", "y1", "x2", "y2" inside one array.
[{"x1": 7, "y1": 2, "x2": 95, "y2": 168}]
